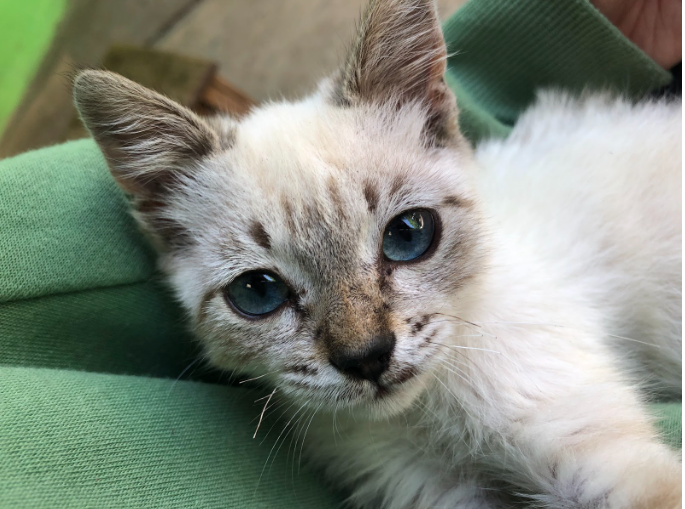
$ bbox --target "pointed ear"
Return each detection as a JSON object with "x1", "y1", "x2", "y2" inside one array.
[
  {"x1": 74, "y1": 70, "x2": 232, "y2": 251},
  {"x1": 336, "y1": 0, "x2": 458, "y2": 144},
  {"x1": 73, "y1": 70, "x2": 224, "y2": 197}
]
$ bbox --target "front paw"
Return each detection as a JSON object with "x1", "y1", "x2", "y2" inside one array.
[
  {"x1": 637, "y1": 476, "x2": 682, "y2": 509},
  {"x1": 621, "y1": 459, "x2": 681, "y2": 509}
]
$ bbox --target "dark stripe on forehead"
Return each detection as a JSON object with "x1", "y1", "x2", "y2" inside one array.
[
  {"x1": 328, "y1": 71, "x2": 353, "y2": 108},
  {"x1": 442, "y1": 195, "x2": 472, "y2": 208},
  {"x1": 389, "y1": 175, "x2": 407, "y2": 197},
  {"x1": 363, "y1": 181, "x2": 379, "y2": 212},
  {"x1": 304, "y1": 200, "x2": 327, "y2": 227},
  {"x1": 281, "y1": 196, "x2": 297, "y2": 234},
  {"x1": 327, "y1": 176, "x2": 347, "y2": 218},
  {"x1": 249, "y1": 220, "x2": 271, "y2": 250},
  {"x1": 150, "y1": 217, "x2": 196, "y2": 249}
]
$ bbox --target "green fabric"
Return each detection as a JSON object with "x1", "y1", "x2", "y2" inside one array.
[
  {"x1": 0, "y1": 140, "x2": 152, "y2": 302},
  {"x1": 0, "y1": 366, "x2": 339, "y2": 508},
  {"x1": 0, "y1": 369, "x2": 678, "y2": 509},
  {"x1": 0, "y1": 0, "x2": 680, "y2": 507},
  {"x1": 0, "y1": 140, "x2": 198, "y2": 379},
  {"x1": 0, "y1": 281, "x2": 199, "y2": 378},
  {"x1": 652, "y1": 403, "x2": 683, "y2": 450},
  {"x1": 443, "y1": 0, "x2": 672, "y2": 143}
]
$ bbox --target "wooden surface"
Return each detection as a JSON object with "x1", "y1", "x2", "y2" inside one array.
[
  {"x1": 0, "y1": 0, "x2": 199, "y2": 157},
  {"x1": 64, "y1": 45, "x2": 225, "y2": 142},
  {"x1": 157, "y1": 0, "x2": 468, "y2": 102},
  {"x1": 200, "y1": 75, "x2": 257, "y2": 117},
  {"x1": 102, "y1": 45, "x2": 217, "y2": 108},
  {"x1": 0, "y1": 56, "x2": 77, "y2": 157},
  {"x1": 0, "y1": 0, "x2": 468, "y2": 158}
]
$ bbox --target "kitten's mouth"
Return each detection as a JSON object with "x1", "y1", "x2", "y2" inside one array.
[
  {"x1": 374, "y1": 383, "x2": 392, "y2": 400},
  {"x1": 386, "y1": 365, "x2": 419, "y2": 387},
  {"x1": 350, "y1": 367, "x2": 427, "y2": 417},
  {"x1": 279, "y1": 361, "x2": 424, "y2": 415},
  {"x1": 366, "y1": 365, "x2": 422, "y2": 403}
]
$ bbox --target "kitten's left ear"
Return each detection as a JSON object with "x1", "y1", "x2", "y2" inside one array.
[
  {"x1": 74, "y1": 70, "x2": 233, "y2": 251},
  {"x1": 336, "y1": 0, "x2": 458, "y2": 144},
  {"x1": 73, "y1": 70, "x2": 224, "y2": 197}
]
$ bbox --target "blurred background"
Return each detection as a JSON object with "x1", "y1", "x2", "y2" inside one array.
[{"x1": 0, "y1": 0, "x2": 468, "y2": 159}]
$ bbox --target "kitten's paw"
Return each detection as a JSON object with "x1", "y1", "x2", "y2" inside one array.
[
  {"x1": 621, "y1": 460, "x2": 682, "y2": 509},
  {"x1": 637, "y1": 479, "x2": 682, "y2": 509}
]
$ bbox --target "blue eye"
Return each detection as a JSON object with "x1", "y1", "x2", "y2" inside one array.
[
  {"x1": 382, "y1": 209, "x2": 435, "y2": 262},
  {"x1": 225, "y1": 271, "x2": 290, "y2": 316}
]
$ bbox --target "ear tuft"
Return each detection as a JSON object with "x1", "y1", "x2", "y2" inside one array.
[{"x1": 73, "y1": 70, "x2": 220, "y2": 196}]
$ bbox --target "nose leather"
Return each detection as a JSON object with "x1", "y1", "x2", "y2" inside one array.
[{"x1": 329, "y1": 332, "x2": 395, "y2": 383}]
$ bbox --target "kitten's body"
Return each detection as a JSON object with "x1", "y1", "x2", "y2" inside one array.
[
  {"x1": 303, "y1": 94, "x2": 682, "y2": 508},
  {"x1": 73, "y1": 0, "x2": 682, "y2": 507},
  {"x1": 478, "y1": 94, "x2": 681, "y2": 398}
]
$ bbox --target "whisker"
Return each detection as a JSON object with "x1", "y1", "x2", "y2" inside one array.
[
  {"x1": 433, "y1": 341, "x2": 501, "y2": 355},
  {"x1": 478, "y1": 320, "x2": 568, "y2": 328},
  {"x1": 605, "y1": 333, "x2": 661, "y2": 348},
  {"x1": 288, "y1": 406, "x2": 312, "y2": 485},
  {"x1": 431, "y1": 314, "x2": 499, "y2": 339},
  {"x1": 167, "y1": 356, "x2": 205, "y2": 395},
  {"x1": 239, "y1": 370, "x2": 280, "y2": 384},
  {"x1": 256, "y1": 402, "x2": 307, "y2": 493},
  {"x1": 332, "y1": 402, "x2": 344, "y2": 444},
  {"x1": 431, "y1": 372, "x2": 463, "y2": 401},
  {"x1": 431, "y1": 362, "x2": 483, "y2": 435},
  {"x1": 254, "y1": 392, "x2": 275, "y2": 403},
  {"x1": 259, "y1": 400, "x2": 297, "y2": 445},
  {"x1": 298, "y1": 403, "x2": 323, "y2": 474},
  {"x1": 253, "y1": 388, "x2": 277, "y2": 439},
  {"x1": 433, "y1": 312, "x2": 481, "y2": 329},
  {"x1": 263, "y1": 397, "x2": 293, "y2": 421},
  {"x1": 476, "y1": 321, "x2": 661, "y2": 348},
  {"x1": 275, "y1": 405, "x2": 311, "y2": 481},
  {"x1": 424, "y1": 324, "x2": 486, "y2": 335},
  {"x1": 437, "y1": 358, "x2": 473, "y2": 384}
]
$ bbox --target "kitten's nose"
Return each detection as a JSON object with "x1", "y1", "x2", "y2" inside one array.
[{"x1": 329, "y1": 333, "x2": 395, "y2": 383}]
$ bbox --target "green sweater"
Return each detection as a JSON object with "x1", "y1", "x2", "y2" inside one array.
[{"x1": 0, "y1": 1, "x2": 678, "y2": 507}]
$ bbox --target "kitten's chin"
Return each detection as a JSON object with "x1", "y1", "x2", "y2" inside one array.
[
  {"x1": 280, "y1": 372, "x2": 428, "y2": 420},
  {"x1": 364, "y1": 379, "x2": 427, "y2": 419}
]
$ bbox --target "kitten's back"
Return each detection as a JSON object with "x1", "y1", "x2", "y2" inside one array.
[{"x1": 475, "y1": 93, "x2": 682, "y2": 397}]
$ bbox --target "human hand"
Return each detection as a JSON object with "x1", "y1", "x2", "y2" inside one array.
[{"x1": 592, "y1": 0, "x2": 682, "y2": 69}]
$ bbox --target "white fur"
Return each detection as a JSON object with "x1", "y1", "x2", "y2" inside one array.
[
  {"x1": 293, "y1": 94, "x2": 683, "y2": 508},
  {"x1": 80, "y1": 85, "x2": 682, "y2": 509},
  {"x1": 148, "y1": 93, "x2": 682, "y2": 508}
]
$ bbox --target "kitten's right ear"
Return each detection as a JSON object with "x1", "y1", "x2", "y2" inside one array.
[
  {"x1": 73, "y1": 70, "x2": 224, "y2": 197},
  {"x1": 334, "y1": 0, "x2": 458, "y2": 144}
]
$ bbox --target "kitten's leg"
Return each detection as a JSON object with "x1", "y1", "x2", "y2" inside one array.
[{"x1": 446, "y1": 328, "x2": 682, "y2": 509}]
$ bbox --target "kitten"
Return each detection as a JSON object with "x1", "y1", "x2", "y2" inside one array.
[{"x1": 73, "y1": 0, "x2": 682, "y2": 507}]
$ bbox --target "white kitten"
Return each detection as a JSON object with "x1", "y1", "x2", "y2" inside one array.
[{"x1": 74, "y1": 0, "x2": 682, "y2": 507}]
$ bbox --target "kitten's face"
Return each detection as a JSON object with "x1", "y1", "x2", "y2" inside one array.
[
  {"x1": 177, "y1": 100, "x2": 482, "y2": 416},
  {"x1": 74, "y1": 0, "x2": 484, "y2": 417}
]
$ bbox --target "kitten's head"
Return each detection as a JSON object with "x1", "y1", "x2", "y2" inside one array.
[{"x1": 74, "y1": 0, "x2": 485, "y2": 417}]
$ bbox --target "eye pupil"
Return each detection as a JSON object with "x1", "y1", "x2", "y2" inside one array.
[
  {"x1": 382, "y1": 209, "x2": 435, "y2": 262},
  {"x1": 225, "y1": 271, "x2": 289, "y2": 316}
]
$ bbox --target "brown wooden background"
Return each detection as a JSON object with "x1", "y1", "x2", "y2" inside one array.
[{"x1": 0, "y1": 0, "x2": 468, "y2": 158}]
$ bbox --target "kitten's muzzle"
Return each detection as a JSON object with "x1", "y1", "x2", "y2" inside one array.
[{"x1": 329, "y1": 332, "x2": 395, "y2": 384}]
